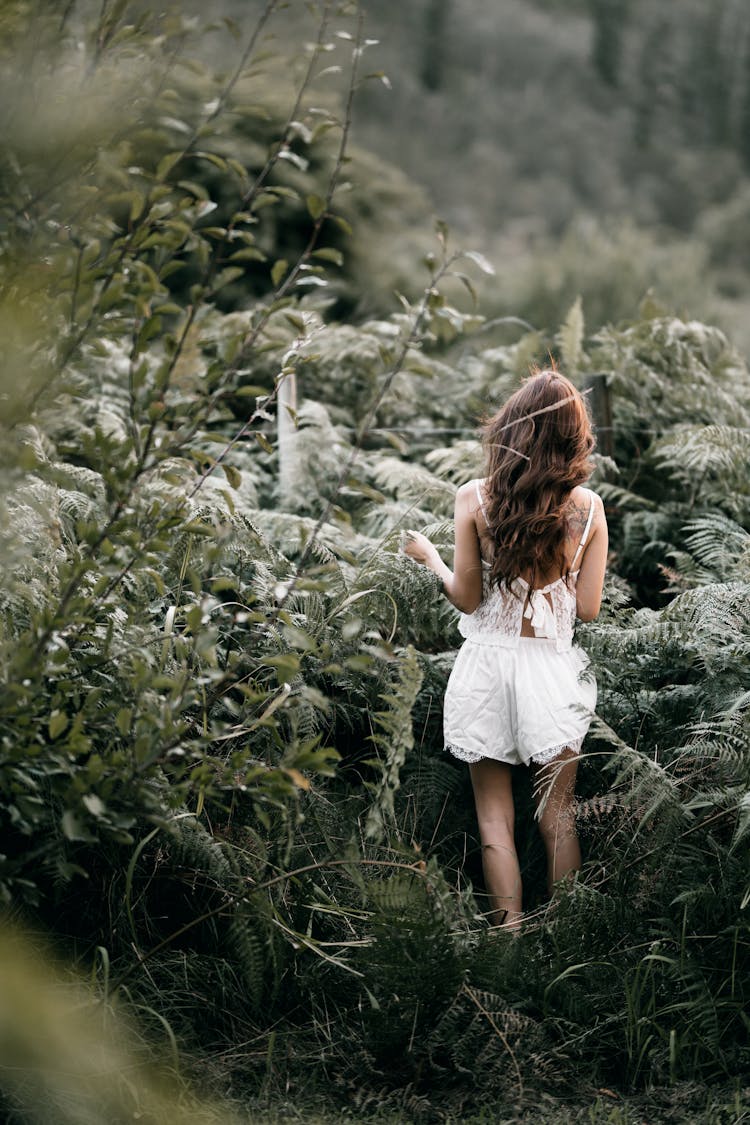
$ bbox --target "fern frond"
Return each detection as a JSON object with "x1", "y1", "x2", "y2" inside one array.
[
  {"x1": 424, "y1": 440, "x2": 482, "y2": 484},
  {"x1": 652, "y1": 424, "x2": 750, "y2": 486},
  {"x1": 597, "y1": 481, "x2": 657, "y2": 512},
  {"x1": 364, "y1": 646, "x2": 423, "y2": 842},
  {"x1": 357, "y1": 500, "x2": 439, "y2": 540},
  {"x1": 682, "y1": 513, "x2": 750, "y2": 581},
  {"x1": 249, "y1": 508, "x2": 356, "y2": 560},
  {"x1": 371, "y1": 457, "x2": 455, "y2": 513},
  {"x1": 557, "y1": 294, "x2": 585, "y2": 377}
]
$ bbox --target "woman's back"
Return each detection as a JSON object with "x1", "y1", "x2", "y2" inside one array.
[
  {"x1": 461, "y1": 479, "x2": 601, "y2": 649},
  {"x1": 474, "y1": 479, "x2": 596, "y2": 581}
]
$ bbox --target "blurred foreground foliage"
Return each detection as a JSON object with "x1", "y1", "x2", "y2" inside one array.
[
  {"x1": 1, "y1": 2, "x2": 750, "y2": 1122},
  {"x1": 0, "y1": 924, "x2": 236, "y2": 1124}
]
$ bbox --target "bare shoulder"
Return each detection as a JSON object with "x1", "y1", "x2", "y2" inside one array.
[
  {"x1": 456, "y1": 478, "x2": 483, "y2": 508},
  {"x1": 566, "y1": 485, "x2": 605, "y2": 536},
  {"x1": 455, "y1": 479, "x2": 488, "y2": 532}
]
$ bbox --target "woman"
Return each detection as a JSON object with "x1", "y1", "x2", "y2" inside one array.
[{"x1": 404, "y1": 369, "x2": 608, "y2": 929}]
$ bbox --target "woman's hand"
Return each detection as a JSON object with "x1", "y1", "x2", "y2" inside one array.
[
  {"x1": 399, "y1": 484, "x2": 483, "y2": 614},
  {"x1": 401, "y1": 529, "x2": 439, "y2": 568}
]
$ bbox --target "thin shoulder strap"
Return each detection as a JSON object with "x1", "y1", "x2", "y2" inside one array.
[
  {"x1": 475, "y1": 479, "x2": 489, "y2": 525},
  {"x1": 571, "y1": 489, "x2": 596, "y2": 567}
]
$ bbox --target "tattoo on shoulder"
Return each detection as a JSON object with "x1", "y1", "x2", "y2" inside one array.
[{"x1": 566, "y1": 498, "x2": 590, "y2": 537}]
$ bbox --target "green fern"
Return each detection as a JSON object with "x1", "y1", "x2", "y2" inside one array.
[
  {"x1": 558, "y1": 294, "x2": 585, "y2": 378},
  {"x1": 364, "y1": 646, "x2": 423, "y2": 843}
]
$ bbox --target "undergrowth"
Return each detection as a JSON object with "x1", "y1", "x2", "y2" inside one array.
[{"x1": 1, "y1": 2, "x2": 749, "y2": 1121}]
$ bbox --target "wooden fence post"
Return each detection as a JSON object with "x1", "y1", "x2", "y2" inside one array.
[{"x1": 278, "y1": 370, "x2": 299, "y2": 508}]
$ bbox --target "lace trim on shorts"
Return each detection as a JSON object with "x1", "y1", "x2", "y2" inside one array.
[
  {"x1": 445, "y1": 742, "x2": 484, "y2": 764},
  {"x1": 530, "y1": 736, "x2": 583, "y2": 765},
  {"x1": 445, "y1": 738, "x2": 583, "y2": 766}
]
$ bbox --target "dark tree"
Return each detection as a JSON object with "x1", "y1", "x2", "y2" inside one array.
[
  {"x1": 589, "y1": 0, "x2": 629, "y2": 88},
  {"x1": 420, "y1": 0, "x2": 450, "y2": 91},
  {"x1": 632, "y1": 14, "x2": 671, "y2": 149},
  {"x1": 740, "y1": 26, "x2": 750, "y2": 168},
  {"x1": 684, "y1": 6, "x2": 731, "y2": 145}
]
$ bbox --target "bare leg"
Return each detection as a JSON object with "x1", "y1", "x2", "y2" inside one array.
[
  {"x1": 469, "y1": 758, "x2": 522, "y2": 930},
  {"x1": 532, "y1": 747, "x2": 581, "y2": 894}
]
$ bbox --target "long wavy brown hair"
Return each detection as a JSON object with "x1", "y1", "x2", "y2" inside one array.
[{"x1": 481, "y1": 367, "x2": 595, "y2": 590}]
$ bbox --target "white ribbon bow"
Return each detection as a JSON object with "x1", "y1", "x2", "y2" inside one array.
[{"x1": 523, "y1": 590, "x2": 557, "y2": 640}]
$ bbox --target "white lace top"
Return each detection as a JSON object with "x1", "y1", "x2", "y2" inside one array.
[{"x1": 457, "y1": 483, "x2": 596, "y2": 654}]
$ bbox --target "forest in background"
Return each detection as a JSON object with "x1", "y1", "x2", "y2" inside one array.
[
  {"x1": 1, "y1": 1, "x2": 750, "y2": 1122},
  {"x1": 224, "y1": 0, "x2": 750, "y2": 352}
]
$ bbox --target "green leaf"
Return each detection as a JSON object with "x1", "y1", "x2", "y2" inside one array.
[
  {"x1": 97, "y1": 281, "x2": 126, "y2": 312},
  {"x1": 262, "y1": 654, "x2": 300, "y2": 683},
  {"x1": 271, "y1": 259, "x2": 288, "y2": 287},
  {"x1": 331, "y1": 214, "x2": 353, "y2": 237},
  {"x1": 282, "y1": 624, "x2": 316, "y2": 652},
  {"x1": 233, "y1": 384, "x2": 270, "y2": 396},
  {"x1": 115, "y1": 709, "x2": 132, "y2": 736},
  {"x1": 156, "y1": 151, "x2": 183, "y2": 181},
  {"x1": 48, "y1": 711, "x2": 68, "y2": 740},
  {"x1": 211, "y1": 267, "x2": 244, "y2": 292},
  {"x1": 228, "y1": 248, "x2": 267, "y2": 263},
  {"x1": 62, "y1": 811, "x2": 93, "y2": 842},
  {"x1": 312, "y1": 247, "x2": 344, "y2": 266},
  {"x1": 185, "y1": 604, "x2": 204, "y2": 633},
  {"x1": 222, "y1": 463, "x2": 242, "y2": 489},
  {"x1": 176, "y1": 179, "x2": 209, "y2": 200},
  {"x1": 82, "y1": 794, "x2": 105, "y2": 818},
  {"x1": 195, "y1": 151, "x2": 229, "y2": 171},
  {"x1": 306, "y1": 194, "x2": 327, "y2": 220},
  {"x1": 227, "y1": 157, "x2": 248, "y2": 179},
  {"x1": 211, "y1": 577, "x2": 237, "y2": 593},
  {"x1": 365, "y1": 71, "x2": 391, "y2": 90},
  {"x1": 159, "y1": 261, "x2": 187, "y2": 280},
  {"x1": 454, "y1": 271, "x2": 478, "y2": 307},
  {"x1": 405, "y1": 359, "x2": 435, "y2": 376},
  {"x1": 311, "y1": 121, "x2": 337, "y2": 142},
  {"x1": 81, "y1": 239, "x2": 101, "y2": 263},
  {"x1": 345, "y1": 477, "x2": 386, "y2": 503},
  {"x1": 252, "y1": 191, "x2": 280, "y2": 211},
  {"x1": 135, "y1": 315, "x2": 163, "y2": 353}
]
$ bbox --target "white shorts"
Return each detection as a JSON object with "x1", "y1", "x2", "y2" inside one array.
[{"x1": 443, "y1": 636, "x2": 596, "y2": 767}]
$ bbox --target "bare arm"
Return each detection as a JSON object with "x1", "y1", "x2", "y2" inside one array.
[
  {"x1": 403, "y1": 482, "x2": 483, "y2": 613},
  {"x1": 575, "y1": 492, "x2": 608, "y2": 621}
]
